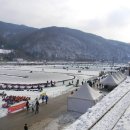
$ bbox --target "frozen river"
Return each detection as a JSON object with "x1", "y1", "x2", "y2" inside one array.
[
  {"x1": 0, "y1": 67, "x2": 74, "y2": 84},
  {"x1": 0, "y1": 64, "x2": 100, "y2": 119},
  {"x1": 0, "y1": 65, "x2": 99, "y2": 85}
]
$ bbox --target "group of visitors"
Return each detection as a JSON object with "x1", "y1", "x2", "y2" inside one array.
[
  {"x1": 42, "y1": 95, "x2": 48, "y2": 104},
  {"x1": 26, "y1": 95, "x2": 49, "y2": 114},
  {"x1": 2, "y1": 95, "x2": 30, "y2": 108},
  {"x1": 24, "y1": 95, "x2": 49, "y2": 130},
  {"x1": 26, "y1": 98, "x2": 40, "y2": 114},
  {"x1": 0, "y1": 91, "x2": 6, "y2": 98},
  {"x1": 45, "y1": 80, "x2": 56, "y2": 87}
]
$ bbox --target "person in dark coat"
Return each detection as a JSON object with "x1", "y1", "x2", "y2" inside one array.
[
  {"x1": 24, "y1": 124, "x2": 28, "y2": 130},
  {"x1": 50, "y1": 80, "x2": 53, "y2": 87},
  {"x1": 82, "y1": 81, "x2": 84, "y2": 85},
  {"x1": 26, "y1": 100, "x2": 29, "y2": 111},
  {"x1": 42, "y1": 95, "x2": 45, "y2": 103},
  {"x1": 35, "y1": 99, "x2": 40, "y2": 114},
  {"x1": 45, "y1": 95, "x2": 48, "y2": 104}
]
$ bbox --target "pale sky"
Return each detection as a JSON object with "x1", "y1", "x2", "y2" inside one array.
[{"x1": 0, "y1": 0, "x2": 130, "y2": 43}]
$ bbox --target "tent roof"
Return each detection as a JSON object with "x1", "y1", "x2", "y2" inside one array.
[
  {"x1": 101, "y1": 74, "x2": 118, "y2": 86},
  {"x1": 71, "y1": 83, "x2": 102, "y2": 100},
  {"x1": 112, "y1": 73, "x2": 122, "y2": 84}
]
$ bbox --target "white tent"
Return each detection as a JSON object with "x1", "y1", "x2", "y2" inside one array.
[
  {"x1": 116, "y1": 72, "x2": 124, "y2": 81},
  {"x1": 101, "y1": 74, "x2": 118, "y2": 87},
  {"x1": 112, "y1": 73, "x2": 121, "y2": 84},
  {"x1": 67, "y1": 83, "x2": 102, "y2": 113},
  {"x1": 119, "y1": 72, "x2": 127, "y2": 79}
]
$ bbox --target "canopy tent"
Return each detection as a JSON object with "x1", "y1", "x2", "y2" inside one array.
[
  {"x1": 119, "y1": 72, "x2": 127, "y2": 79},
  {"x1": 116, "y1": 72, "x2": 124, "y2": 81},
  {"x1": 101, "y1": 71, "x2": 126, "y2": 90},
  {"x1": 101, "y1": 74, "x2": 118, "y2": 87},
  {"x1": 112, "y1": 73, "x2": 121, "y2": 84},
  {"x1": 67, "y1": 83, "x2": 102, "y2": 113}
]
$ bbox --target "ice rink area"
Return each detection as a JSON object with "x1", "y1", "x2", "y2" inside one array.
[{"x1": 0, "y1": 64, "x2": 100, "y2": 119}]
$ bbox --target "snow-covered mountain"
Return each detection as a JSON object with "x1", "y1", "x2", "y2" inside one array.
[{"x1": 0, "y1": 21, "x2": 130, "y2": 62}]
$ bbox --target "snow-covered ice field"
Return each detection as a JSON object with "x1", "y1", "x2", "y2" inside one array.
[
  {"x1": 0, "y1": 67, "x2": 73, "y2": 84},
  {"x1": 1, "y1": 63, "x2": 129, "y2": 130},
  {"x1": 0, "y1": 64, "x2": 100, "y2": 119}
]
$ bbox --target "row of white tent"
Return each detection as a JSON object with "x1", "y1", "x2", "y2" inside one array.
[
  {"x1": 100, "y1": 71, "x2": 127, "y2": 88},
  {"x1": 67, "y1": 72, "x2": 126, "y2": 113},
  {"x1": 67, "y1": 83, "x2": 103, "y2": 113}
]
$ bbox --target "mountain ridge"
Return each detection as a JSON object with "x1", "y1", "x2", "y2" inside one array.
[{"x1": 0, "y1": 21, "x2": 130, "y2": 62}]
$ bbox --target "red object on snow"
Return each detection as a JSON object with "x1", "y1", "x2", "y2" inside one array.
[{"x1": 8, "y1": 101, "x2": 26, "y2": 113}]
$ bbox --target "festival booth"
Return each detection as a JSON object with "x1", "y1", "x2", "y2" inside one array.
[
  {"x1": 119, "y1": 72, "x2": 127, "y2": 79},
  {"x1": 67, "y1": 83, "x2": 102, "y2": 113},
  {"x1": 116, "y1": 72, "x2": 124, "y2": 81},
  {"x1": 101, "y1": 72, "x2": 126, "y2": 90},
  {"x1": 101, "y1": 74, "x2": 118, "y2": 89},
  {"x1": 112, "y1": 73, "x2": 121, "y2": 82}
]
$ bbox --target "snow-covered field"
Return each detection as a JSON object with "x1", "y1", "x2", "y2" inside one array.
[
  {"x1": 0, "y1": 68, "x2": 73, "y2": 84},
  {"x1": 0, "y1": 64, "x2": 100, "y2": 119},
  {"x1": 0, "y1": 65, "x2": 102, "y2": 84},
  {"x1": 1, "y1": 63, "x2": 129, "y2": 130},
  {"x1": 0, "y1": 97, "x2": 8, "y2": 118}
]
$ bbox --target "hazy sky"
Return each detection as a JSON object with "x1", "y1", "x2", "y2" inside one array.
[{"x1": 0, "y1": 0, "x2": 130, "y2": 43}]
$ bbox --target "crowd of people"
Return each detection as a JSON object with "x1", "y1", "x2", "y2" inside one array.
[
  {"x1": 25, "y1": 95, "x2": 49, "y2": 115},
  {"x1": 2, "y1": 95, "x2": 30, "y2": 108},
  {"x1": 26, "y1": 98, "x2": 40, "y2": 114},
  {"x1": 44, "y1": 80, "x2": 56, "y2": 87}
]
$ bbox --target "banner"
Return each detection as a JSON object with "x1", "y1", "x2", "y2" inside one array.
[{"x1": 8, "y1": 101, "x2": 26, "y2": 113}]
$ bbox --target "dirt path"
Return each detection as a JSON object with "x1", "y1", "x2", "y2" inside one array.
[{"x1": 0, "y1": 93, "x2": 70, "y2": 130}]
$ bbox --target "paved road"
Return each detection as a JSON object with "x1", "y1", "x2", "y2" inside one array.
[{"x1": 0, "y1": 93, "x2": 69, "y2": 130}]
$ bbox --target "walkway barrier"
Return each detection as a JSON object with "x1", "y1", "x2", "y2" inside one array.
[{"x1": 8, "y1": 101, "x2": 26, "y2": 113}]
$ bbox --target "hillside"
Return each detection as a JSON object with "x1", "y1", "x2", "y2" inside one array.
[{"x1": 0, "y1": 21, "x2": 130, "y2": 62}]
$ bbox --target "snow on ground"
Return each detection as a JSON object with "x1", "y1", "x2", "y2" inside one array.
[
  {"x1": 30, "y1": 112, "x2": 81, "y2": 130},
  {"x1": 0, "y1": 97, "x2": 8, "y2": 118},
  {"x1": 0, "y1": 69, "x2": 73, "y2": 84},
  {"x1": 44, "y1": 68, "x2": 99, "y2": 76},
  {"x1": 113, "y1": 106, "x2": 130, "y2": 130},
  {"x1": 0, "y1": 49, "x2": 12, "y2": 54},
  {"x1": 0, "y1": 84, "x2": 76, "y2": 118},
  {"x1": 0, "y1": 64, "x2": 98, "y2": 119},
  {"x1": 0, "y1": 64, "x2": 115, "y2": 123},
  {"x1": 0, "y1": 65, "x2": 100, "y2": 84},
  {"x1": 43, "y1": 85, "x2": 76, "y2": 98},
  {"x1": 0, "y1": 78, "x2": 89, "y2": 119},
  {"x1": 64, "y1": 77, "x2": 130, "y2": 130},
  {"x1": 91, "y1": 91, "x2": 130, "y2": 130}
]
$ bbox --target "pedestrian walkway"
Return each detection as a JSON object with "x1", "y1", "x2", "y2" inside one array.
[{"x1": 0, "y1": 93, "x2": 69, "y2": 130}]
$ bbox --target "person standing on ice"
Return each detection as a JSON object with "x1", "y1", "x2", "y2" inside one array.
[{"x1": 45, "y1": 95, "x2": 48, "y2": 104}]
